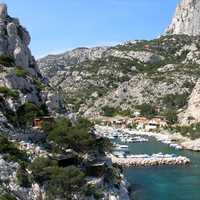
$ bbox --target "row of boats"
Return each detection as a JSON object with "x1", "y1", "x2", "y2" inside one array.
[
  {"x1": 157, "y1": 138, "x2": 183, "y2": 150},
  {"x1": 113, "y1": 151, "x2": 177, "y2": 159},
  {"x1": 103, "y1": 129, "x2": 149, "y2": 143}
]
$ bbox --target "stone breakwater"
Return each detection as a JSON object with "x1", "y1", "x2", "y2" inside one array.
[{"x1": 110, "y1": 155, "x2": 190, "y2": 168}]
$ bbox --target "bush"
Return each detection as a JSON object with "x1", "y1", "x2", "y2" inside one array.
[
  {"x1": 14, "y1": 67, "x2": 28, "y2": 77},
  {"x1": 0, "y1": 87, "x2": 19, "y2": 98},
  {"x1": 102, "y1": 106, "x2": 116, "y2": 117},
  {"x1": 84, "y1": 185, "x2": 104, "y2": 199},
  {"x1": 45, "y1": 166, "x2": 85, "y2": 200},
  {"x1": 0, "y1": 194, "x2": 17, "y2": 200},
  {"x1": 16, "y1": 102, "x2": 44, "y2": 128},
  {"x1": 136, "y1": 104, "x2": 157, "y2": 118},
  {"x1": 29, "y1": 158, "x2": 85, "y2": 200},
  {"x1": 0, "y1": 134, "x2": 28, "y2": 163},
  {"x1": 161, "y1": 93, "x2": 188, "y2": 109},
  {"x1": 16, "y1": 166, "x2": 31, "y2": 188},
  {"x1": 162, "y1": 109, "x2": 178, "y2": 124},
  {"x1": 173, "y1": 123, "x2": 200, "y2": 139},
  {"x1": 0, "y1": 55, "x2": 14, "y2": 67},
  {"x1": 29, "y1": 157, "x2": 57, "y2": 184},
  {"x1": 34, "y1": 79, "x2": 45, "y2": 91},
  {"x1": 48, "y1": 117, "x2": 94, "y2": 153}
]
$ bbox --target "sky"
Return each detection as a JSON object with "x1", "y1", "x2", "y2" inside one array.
[{"x1": 3, "y1": 0, "x2": 180, "y2": 58}]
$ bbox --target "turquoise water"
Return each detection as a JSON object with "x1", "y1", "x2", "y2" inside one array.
[{"x1": 123, "y1": 137, "x2": 200, "y2": 200}]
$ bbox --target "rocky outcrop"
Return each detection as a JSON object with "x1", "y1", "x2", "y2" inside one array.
[
  {"x1": 0, "y1": 4, "x2": 40, "y2": 76},
  {"x1": 0, "y1": 3, "x2": 68, "y2": 115},
  {"x1": 167, "y1": 0, "x2": 200, "y2": 36},
  {"x1": 179, "y1": 79, "x2": 200, "y2": 124}
]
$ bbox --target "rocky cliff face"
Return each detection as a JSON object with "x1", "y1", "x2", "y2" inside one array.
[
  {"x1": 167, "y1": 0, "x2": 200, "y2": 36},
  {"x1": 38, "y1": 35, "x2": 200, "y2": 118},
  {"x1": 179, "y1": 79, "x2": 200, "y2": 124},
  {"x1": 0, "y1": 3, "x2": 43, "y2": 113},
  {"x1": 0, "y1": 3, "x2": 68, "y2": 117},
  {"x1": 0, "y1": 3, "x2": 40, "y2": 76}
]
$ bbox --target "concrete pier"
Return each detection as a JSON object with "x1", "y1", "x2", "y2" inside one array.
[{"x1": 109, "y1": 155, "x2": 190, "y2": 168}]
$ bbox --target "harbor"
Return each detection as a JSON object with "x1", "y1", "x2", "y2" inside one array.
[
  {"x1": 93, "y1": 125, "x2": 200, "y2": 200},
  {"x1": 94, "y1": 125, "x2": 190, "y2": 168}
]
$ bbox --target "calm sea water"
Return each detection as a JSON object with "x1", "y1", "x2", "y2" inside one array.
[{"x1": 122, "y1": 137, "x2": 200, "y2": 200}]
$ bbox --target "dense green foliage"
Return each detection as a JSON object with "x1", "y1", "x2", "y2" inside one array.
[
  {"x1": 102, "y1": 106, "x2": 132, "y2": 117},
  {"x1": 84, "y1": 185, "x2": 104, "y2": 199},
  {"x1": 172, "y1": 123, "x2": 200, "y2": 139},
  {"x1": 0, "y1": 194, "x2": 17, "y2": 200},
  {"x1": 16, "y1": 165, "x2": 31, "y2": 188},
  {"x1": 14, "y1": 66, "x2": 28, "y2": 77},
  {"x1": 136, "y1": 104, "x2": 157, "y2": 118},
  {"x1": 162, "y1": 109, "x2": 178, "y2": 124},
  {"x1": 16, "y1": 102, "x2": 47, "y2": 128},
  {"x1": 47, "y1": 118, "x2": 94, "y2": 153},
  {"x1": 102, "y1": 106, "x2": 117, "y2": 117},
  {"x1": 0, "y1": 87, "x2": 19, "y2": 98},
  {"x1": 0, "y1": 134, "x2": 28, "y2": 163},
  {"x1": 29, "y1": 157, "x2": 85, "y2": 200},
  {"x1": 161, "y1": 93, "x2": 188, "y2": 110},
  {"x1": 0, "y1": 55, "x2": 15, "y2": 67}
]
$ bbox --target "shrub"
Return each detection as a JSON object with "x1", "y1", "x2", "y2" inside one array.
[
  {"x1": 0, "y1": 87, "x2": 19, "y2": 98},
  {"x1": 0, "y1": 134, "x2": 28, "y2": 163},
  {"x1": 162, "y1": 109, "x2": 178, "y2": 124},
  {"x1": 29, "y1": 158, "x2": 85, "y2": 200},
  {"x1": 48, "y1": 118, "x2": 94, "y2": 153},
  {"x1": 161, "y1": 93, "x2": 188, "y2": 109},
  {"x1": 29, "y1": 157, "x2": 57, "y2": 184},
  {"x1": 0, "y1": 55, "x2": 14, "y2": 67},
  {"x1": 16, "y1": 102, "x2": 44, "y2": 128},
  {"x1": 16, "y1": 166, "x2": 31, "y2": 188},
  {"x1": 172, "y1": 123, "x2": 200, "y2": 139},
  {"x1": 0, "y1": 194, "x2": 17, "y2": 200},
  {"x1": 34, "y1": 79, "x2": 45, "y2": 91},
  {"x1": 45, "y1": 166, "x2": 85, "y2": 200},
  {"x1": 84, "y1": 185, "x2": 104, "y2": 199},
  {"x1": 14, "y1": 67, "x2": 28, "y2": 77},
  {"x1": 136, "y1": 104, "x2": 157, "y2": 118}
]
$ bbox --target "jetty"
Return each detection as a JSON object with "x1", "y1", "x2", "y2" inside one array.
[{"x1": 109, "y1": 154, "x2": 190, "y2": 168}]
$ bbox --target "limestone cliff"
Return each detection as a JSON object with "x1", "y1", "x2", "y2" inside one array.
[
  {"x1": 179, "y1": 79, "x2": 200, "y2": 124},
  {"x1": 167, "y1": 0, "x2": 200, "y2": 36},
  {"x1": 0, "y1": 3, "x2": 67, "y2": 119}
]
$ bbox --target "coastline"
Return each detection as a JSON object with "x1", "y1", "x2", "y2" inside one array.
[{"x1": 130, "y1": 129, "x2": 200, "y2": 152}]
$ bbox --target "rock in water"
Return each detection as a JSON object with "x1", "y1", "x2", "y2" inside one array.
[{"x1": 167, "y1": 0, "x2": 200, "y2": 36}]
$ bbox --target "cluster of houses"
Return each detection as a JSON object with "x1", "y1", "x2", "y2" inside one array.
[{"x1": 94, "y1": 116, "x2": 168, "y2": 131}]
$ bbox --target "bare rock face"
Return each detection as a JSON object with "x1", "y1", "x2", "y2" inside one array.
[
  {"x1": 0, "y1": 3, "x2": 7, "y2": 18},
  {"x1": 0, "y1": 3, "x2": 40, "y2": 76},
  {"x1": 179, "y1": 79, "x2": 200, "y2": 124},
  {"x1": 167, "y1": 0, "x2": 200, "y2": 36}
]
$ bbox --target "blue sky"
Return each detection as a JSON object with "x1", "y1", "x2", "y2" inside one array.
[{"x1": 4, "y1": 0, "x2": 180, "y2": 58}]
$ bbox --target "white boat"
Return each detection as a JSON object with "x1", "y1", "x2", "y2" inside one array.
[
  {"x1": 152, "y1": 153, "x2": 176, "y2": 158},
  {"x1": 113, "y1": 144, "x2": 129, "y2": 151},
  {"x1": 162, "y1": 140, "x2": 171, "y2": 144},
  {"x1": 126, "y1": 154, "x2": 150, "y2": 158},
  {"x1": 169, "y1": 143, "x2": 183, "y2": 150},
  {"x1": 113, "y1": 151, "x2": 126, "y2": 158},
  {"x1": 107, "y1": 135, "x2": 115, "y2": 140}
]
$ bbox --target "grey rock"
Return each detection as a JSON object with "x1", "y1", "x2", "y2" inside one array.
[
  {"x1": 167, "y1": 0, "x2": 200, "y2": 36},
  {"x1": 0, "y1": 3, "x2": 7, "y2": 18}
]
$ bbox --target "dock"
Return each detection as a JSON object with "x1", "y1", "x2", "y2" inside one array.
[{"x1": 109, "y1": 154, "x2": 190, "y2": 168}]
